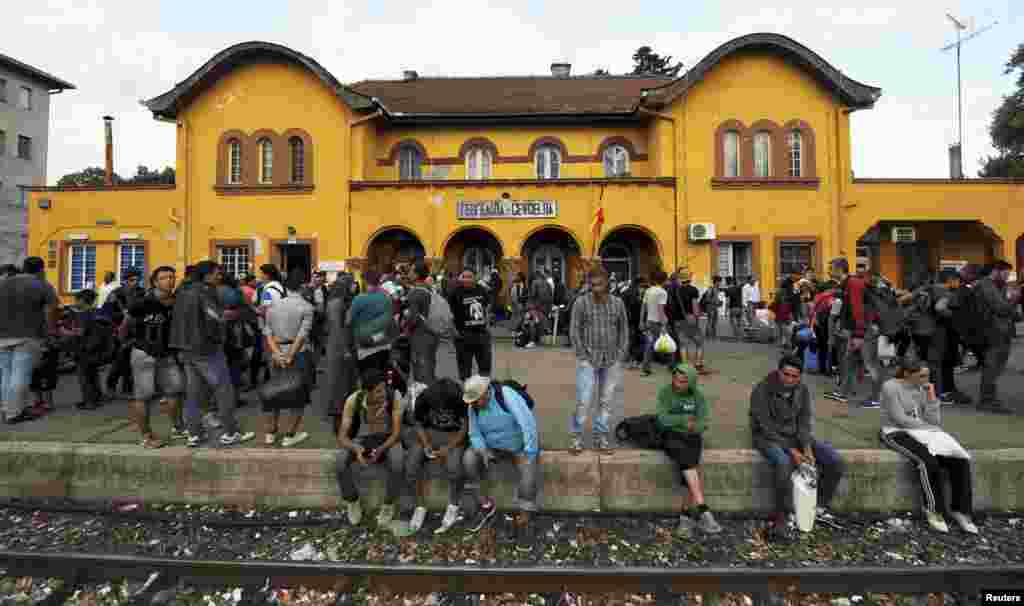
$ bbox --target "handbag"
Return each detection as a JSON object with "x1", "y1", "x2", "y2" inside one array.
[
  {"x1": 654, "y1": 332, "x2": 677, "y2": 354},
  {"x1": 155, "y1": 360, "x2": 186, "y2": 395},
  {"x1": 257, "y1": 365, "x2": 308, "y2": 409}
]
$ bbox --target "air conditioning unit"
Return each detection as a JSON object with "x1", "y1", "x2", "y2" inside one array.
[
  {"x1": 688, "y1": 223, "x2": 716, "y2": 242},
  {"x1": 891, "y1": 227, "x2": 917, "y2": 243}
]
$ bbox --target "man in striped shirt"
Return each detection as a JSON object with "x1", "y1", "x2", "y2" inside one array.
[{"x1": 569, "y1": 265, "x2": 630, "y2": 454}]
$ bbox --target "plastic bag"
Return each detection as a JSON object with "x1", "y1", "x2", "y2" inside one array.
[
  {"x1": 877, "y1": 335, "x2": 897, "y2": 359},
  {"x1": 791, "y1": 462, "x2": 818, "y2": 533},
  {"x1": 653, "y1": 332, "x2": 677, "y2": 354}
]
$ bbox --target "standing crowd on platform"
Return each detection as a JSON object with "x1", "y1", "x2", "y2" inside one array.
[{"x1": 1, "y1": 250, "x2": 1019, "y2": 543}]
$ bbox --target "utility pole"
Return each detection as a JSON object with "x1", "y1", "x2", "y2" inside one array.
[{"x1": 940, "y1": 14, "x2": 996, "y2": 179}]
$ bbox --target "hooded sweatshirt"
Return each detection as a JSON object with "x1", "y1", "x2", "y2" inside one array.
[
  {"x1": 750, "y1": 370, "x2": 813, "y2": 451},
  {"x1": 655, "y1": 364, "x2": 710, "y2": 434}
]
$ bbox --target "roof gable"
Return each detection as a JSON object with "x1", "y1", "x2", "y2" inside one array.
[
  {"x1": 641, "y1": 33, "x2": 881, "y2": 109},
  {"x1": 0, "y1": 52, "x2": 75, "y2": 91},
  {"x1": 143, "y1": 41, "x2": 374, "y2": 119}
]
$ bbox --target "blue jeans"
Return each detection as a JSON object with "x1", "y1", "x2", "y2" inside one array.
[
  {"x1": 182, "y1": 350, "x2": 239, "y2": 436},
  {"x1": 0, "y1": 339, "x2": 41, "y2": 417},
  {"x1": 758, "y1": 440, "x2": 845, "y2": 513},
  {"x1": 571, "y1": 361, "x2": 622, "y2": 436}
]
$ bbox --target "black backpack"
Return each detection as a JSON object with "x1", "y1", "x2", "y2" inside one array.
[
  {"x1": 492, "y1": 380, "x2": 536, "y2": 411},
  {"x1": 952, "y1": 285, "x2": 991, "y2": 347},
  {"x1": 615, "y1": 414, "x2": 664, "y2": 449}
]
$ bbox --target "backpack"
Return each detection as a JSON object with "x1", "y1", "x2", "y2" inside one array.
[
  {"x1": 699, "y1": 288, "x2": 716, "y2": 312},
  {"x1": 868, "y1": 287, "x2": 907, "y2": 337},
  {"x1": 415, "y1": 286, "x2": 456, "y2": 339},
  {"x1": 952, "y1": 286, "x2": 991, "y2": 347},
  {"x1": 614, "y1": 414, "x2": 664, "y2": 449},
  {"x1": 257, "y1": 283, "x2": 285, "y2": 306},
  {"x1": 491, "y1": 380, "x2": 536, "y2": 412}
]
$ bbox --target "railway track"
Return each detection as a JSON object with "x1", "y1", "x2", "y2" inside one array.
[{"x1": 3, "y1": 550, "x2": 1024, "y2": 605}]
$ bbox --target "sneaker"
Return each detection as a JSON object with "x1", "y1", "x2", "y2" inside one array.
[
  {"x1": 524, "y1": 342, "x2": 536, "y2": 349},
  {"x1": 925, "y1": 511, "x2": 949, "y2": 533},
  {"x1": 219, "y1": 431, "x2": 256, "y2": 446},
  {"x1": 264, "y1": 433, "x2": 277, "y2": 446},
  {"x1": 346, "y1": 500, "x2": 363, "y2": 525},
  {"x1": 568, "y1": 434, "x2": 583, "y2": 455},
  {"x1": 860, "y1": 400, "x2": 881, "y2": 409},
  {"x1": 675, "y1": 513, "x2": 697, "y2": 537},
  {"x1": 435, "y1": 504, "x2": 461, "y2": 535},
  {"x1": 950, "y1": 512, "x2": 979, "y2": 535},
  {"x1": 823, "y1": 391, "x2": 848, "y2": 404},
  {"x1": 186, "y1": 432, "x2": 203, "y2": 448},
  {"x1": 376, "y1": 504, "x2": 396, "y2": 527},
  {"x1": 468, "y1": 498, "x2": 496, "y2": 533},
  {"x1": 697, "y1": 510, "x2": 722, "y2": 534},
  {"x1": 203, "y1": 413, "x2": 222, "y2": 429},
  {"x1": 409, "y1": 506, "x2": 428, "y2": 533},
  {"x1": 939, "y1": 392, "x2": 955, "y2": 404},
  {"x1": 281, "y1": 432, "x2": 309, "y2": 447},
  {"x1": 140, "y1": 436, "x2": 165, "y2": 449},
  {"x1": 595, "y1": 434, "x2": 615, "y2": 454},
  {"x1": 170, "y1": 426, "x2": 188, "y2": 441},
  {"x1": 513, "y1": 511, "x2": 534, "y2": 552}
]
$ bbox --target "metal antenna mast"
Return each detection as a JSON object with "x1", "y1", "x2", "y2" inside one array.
[{"x1": 940, "y1": 14, "x2": 996, "y2": 177}]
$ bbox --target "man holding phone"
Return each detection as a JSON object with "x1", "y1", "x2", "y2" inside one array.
[{"x1": 405, "y1": 377, "x2": 469, "y2": 535}]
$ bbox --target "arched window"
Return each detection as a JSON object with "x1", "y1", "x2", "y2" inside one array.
[
  {"x1": 289, "y1": 136, "x2": 304, "y2": 183},
  {"x1": 753, "y1": 131, "x2": 771, "y2": 178},
  {"x1": 723, "y1": 131, "x2": 740, "y2": 177},
  {"x1": 788, "y1": 130, "x2": 802, "y2": 178},
  {"x1": 466, "y1": 147, "x2": 492, "y2": 180},
  {"x1": 227, "y1": 139, "x2": 242, "y2": 184},
  {"x1": 535, "y1": 144, "x2": 561, "y2": 179},
  {"x1": 602, "y1": 144, "x2": 629, "y2": 177},
  {"x1": 399, "y1": 144, "x2": 423, "y2": 180},
  {"x1": 258, "y1": 138, "x2": 273, "y2": 184}
]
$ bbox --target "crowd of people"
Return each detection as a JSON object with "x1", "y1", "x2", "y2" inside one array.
[{"x1": 1, "y1": 251, "x2": 1018, "y2": 544}]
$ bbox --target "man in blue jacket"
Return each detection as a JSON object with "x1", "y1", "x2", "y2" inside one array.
[{"x1": 461, "y1": 375, "x2": 540, "y2": 546}]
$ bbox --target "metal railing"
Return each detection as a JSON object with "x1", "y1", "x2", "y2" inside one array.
[{"x1": 3, "y1": 550, "x2": 1023, "y2": 605}]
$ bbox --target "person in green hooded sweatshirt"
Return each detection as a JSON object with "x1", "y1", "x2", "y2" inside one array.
[{"x1": 656, "y1": 363, "x2": 722, "y2": 535}]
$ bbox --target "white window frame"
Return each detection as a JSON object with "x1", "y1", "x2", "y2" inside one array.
[
  {"x1": 399, "y1": 145, "x2": 423, "y2": 181},
  {"x1": 68, "y1": 244, "x2": 97, "y2": 293},
  {"x1": 118, "y1": 243, "x2": 146, "y2": 282},
  {"x1": 723, "y1": 131, "x2": 740, "y2": 177},
  {"x1": 753, "y1": 131, "x2": 771, "y2": 178},
  {"x1": 465, "y1": 147, "x2": 492, "y2": 180},
  {"x1": 602, "y1": 144, "x2": 630, "y2": 177},
  {"x1": 228, "y1": 139, "x2": 242, "y2": 184},
  {"x1": 258, "y1": 138, "x2": 273, "y2": 184},
  {"x1": 788, "y1": 130, "x2": 802, "y2": 178},
  {"x1": 19, "y1": 86, "x2": 31, "y2": 111},
  {"x1": 289, "y1": 137, "x2": 304, "y2": 183},
  {"x1": 218, "y1": 245, "x2": 251, "y2": 279},
  {"x1": 535, "y1": 145, "x2": 561, "y2": 179}
]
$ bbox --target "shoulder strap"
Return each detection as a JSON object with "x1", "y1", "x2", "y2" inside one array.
[{"x1": 491, "y1": 382, "x2": 509, "y2": 413}]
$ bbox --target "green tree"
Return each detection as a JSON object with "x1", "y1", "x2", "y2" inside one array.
[
  {"x1": 129, "y1": 165, "x2": 175, "y2": 184},
  {"x1": 631, "y1": 46, "x2": 683, "y2": 77},
  {"x1": 56, "y1": 166, "x2": 121, "y2": 187},
  {"x1": 979, "y1": 43, "x2": 1024, "y2": 178}
]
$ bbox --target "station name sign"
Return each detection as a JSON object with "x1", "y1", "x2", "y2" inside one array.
[{"x1": 457, "y1": 199, "x2": 558, "y2": 220}]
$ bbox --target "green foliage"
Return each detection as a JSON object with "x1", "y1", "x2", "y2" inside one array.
[
  {"x1": 631, "y1": 46, "x2": 683, "y2": 77},
  {"x1": 980, "y1": 43, "x2": 1024, "y2": 177},
  {"x1": 56, "y1": 165, "x2": 175, "y2": 186}
]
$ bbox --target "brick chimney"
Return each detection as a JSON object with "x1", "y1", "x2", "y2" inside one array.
[
  {"x1": 103, "y1": 115, "x2": 114, "y2": 187},
  {"x1": 948, "y1": 143, "x2": 964, "y2": 180},
  {"x1": 550, "y1": 62, "x2": 571, "y2": 77}
]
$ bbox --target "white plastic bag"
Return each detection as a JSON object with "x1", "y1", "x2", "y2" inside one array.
[
  {"x1": 877, "y1": 335, "x2": 897, "y2": 359},
  {"x1": 791, "y1": 463, "x2": 818, "y2": 533},
  {"x1": 653, "y1": 332, "x2": 677, "y2": 354},
  {"x1": 905, "y1": 429, "x2": 971, "y2": 460}
]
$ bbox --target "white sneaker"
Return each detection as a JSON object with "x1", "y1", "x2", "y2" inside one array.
[
  {"x1": 925, "y1": 511, "x2": 949, "y2": 533},
  {"x1": 219, "y1": 431, "x2": 255, "y2": 446},
  {"x1": 435, "y1": 504, "x2": 461, "y2": 535},
  {"x1": 409, "y1": 506, "x2": 428, "y2": 533},
  {"x1": 525, "y1": 342, "x2": 536, "y2": 349},
  {"x1": 281, "y1": 432, "x2": 309, "y2": 448},
  {"x1": 203, "y1": 413, "x2": 222, "y2": 429},
  {"x1": 346, "y1": 500, "x2": 363, "y2": 525},
  {"x1": 376, "y1": 503, "x2": 395, "y2": 527},
  {"x1": 950, "y1": 512, "x2": 979, "y2": 535},
  {"x1": 264, "y1": 433, "x2": 277, "y2": 446}
]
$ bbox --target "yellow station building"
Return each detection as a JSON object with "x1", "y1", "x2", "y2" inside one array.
[{"x1": 24, "y1": 33, "x2": 1024, "y2": 301}]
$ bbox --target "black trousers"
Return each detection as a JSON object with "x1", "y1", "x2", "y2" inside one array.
[
  {"x1": 106, "y1": 341, "x2": 134, "y2": 393},
  {"x1": 455, "y1": 337, "x2": 493, "y2": 380},
  {"x1": 814, "y1": 324, "x2": 830, "y2": 375},
  {"x1": 880, "y1": 430, "x2": 973, "y2": 515},
  {"x1": 77, "y1": 356, "x2": 103, "y2": 405}
]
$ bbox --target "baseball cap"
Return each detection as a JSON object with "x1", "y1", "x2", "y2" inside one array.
[
  {"x1": 463, "y1": 375, "x2": 492, "y2": 404},
  {"x1": 678, "y1": 269, "x2": 692, "y2": 282}
]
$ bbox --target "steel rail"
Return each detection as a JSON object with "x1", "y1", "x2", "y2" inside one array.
[{"x1": 3, "y1": 551, "x2": 1024, "y2": 596}]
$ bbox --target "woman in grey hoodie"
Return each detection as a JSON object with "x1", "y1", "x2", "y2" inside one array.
[{"x1": 879, "y1": 357, "x2": 977, "y2": 534}]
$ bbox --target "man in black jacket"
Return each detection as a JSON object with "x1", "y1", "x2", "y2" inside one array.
[
  {"x1": 104, "y1": 268, "x2": 145, "y2": 396},
  {"x1": 974, "y1": 260, "x2": 1020, "y2": 413},
  {"x1": 450, "y1": 270, "x2": 492, "y2": 380},
  {"x1": 170, "y1": 261, "x2": 255, "y2": 447},
  {"x1": 406, "y1": 260, "x2": 439, "y2": 384},
  {"x1": 750, "y1": 355, "x2": 845, "y2": 539}
]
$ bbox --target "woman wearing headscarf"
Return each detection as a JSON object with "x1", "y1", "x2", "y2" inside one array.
[{"x1": 656, "y1": 363, "x2": 722, "y2": 536}]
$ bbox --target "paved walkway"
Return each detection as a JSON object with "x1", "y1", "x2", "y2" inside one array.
[{"x1": 4, "y1": 334, "x2": 1024, "y2": 451}]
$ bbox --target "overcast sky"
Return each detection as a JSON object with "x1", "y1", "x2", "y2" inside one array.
[{"x1": 7, "y1": 0, "x2": 1021, "y2": 183}]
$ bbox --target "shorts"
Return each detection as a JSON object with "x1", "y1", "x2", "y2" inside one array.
[
  {"x1": 674, "y1": 319, "x2": 704, "y2": 347},
  {"x1": 662, "y1": 431, "x2": 704, "y2": 471},
  {"x1": 131, "y1": 349, "x2": 185, "y2": 402}
]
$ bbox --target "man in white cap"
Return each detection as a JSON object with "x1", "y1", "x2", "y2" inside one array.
[{"x1": 461, "y1": 375, "x2": 540, "y2": 548}]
